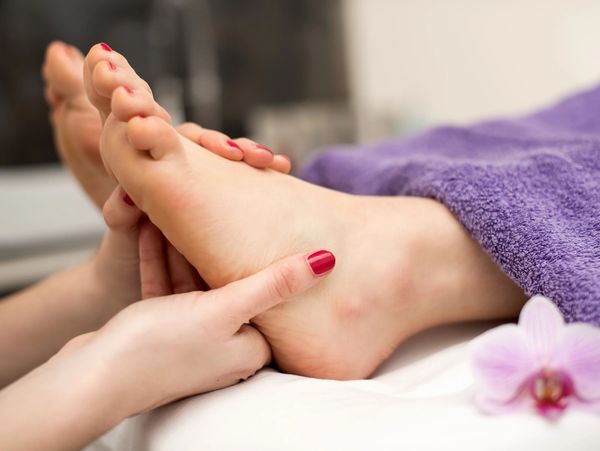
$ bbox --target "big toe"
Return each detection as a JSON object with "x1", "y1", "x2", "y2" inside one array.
[
  {"x1": 83, "y1": 42, "x2": 154, "y2": 122},
  {"x1": 42, "y1": 41, "x2": 85, "y2": 103}
]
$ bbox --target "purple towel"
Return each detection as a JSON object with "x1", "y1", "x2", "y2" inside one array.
[{"x1": 300, "y1": 85, "x2": 600, "y2": 325}]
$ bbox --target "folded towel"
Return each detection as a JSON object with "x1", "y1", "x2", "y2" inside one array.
[{"x1": 300, "y1": 85, "x2": 600, "y2": 325}]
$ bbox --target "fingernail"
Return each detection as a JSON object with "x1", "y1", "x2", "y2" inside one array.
[
  {"x1": 256, "y1": 144, "x2": 273, "y2": 155},
  {"x1": 100, "y1": 42, "x2": 112, "y2": 52},
  {"x1": 307, "y1": 250, "x2": 336, "y2": 276},
  {"x1": 122, "y1": 193, "x2": 135, "y2": 206},
  {"x1": 226, "y1": 139, "x2": 241, "y2": 150},
  {"x1": 108, "y1": 61, "x2": 117, "y2": 71},
  {"x1": 124, "y1": 86, "x2": 134, "y2": 95}
]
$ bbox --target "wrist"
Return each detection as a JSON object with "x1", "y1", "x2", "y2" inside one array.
[
  {"x1": 55, "y1": 334, "x2": 135, "y2": 425},
  {"x1": 91, "y1": 231, "x2": 141, "y2": 309},
  {"x1": 0, "y1": 336, "x2": 129, "y2": 451}
]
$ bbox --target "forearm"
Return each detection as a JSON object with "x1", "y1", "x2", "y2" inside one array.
[
  {"x1": 0, "y1": 339, "x2": 126, "y2": 451},
  {"x1": 0, "y1": 259, "x2": 119, "y2": 387}
]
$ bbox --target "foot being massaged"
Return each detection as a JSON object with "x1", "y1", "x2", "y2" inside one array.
[
  {"x1": 83, "y1": 41, "x2": 528, "y2": 379},
  {"x1": 0, "y1": 41, "x2": 598, "y2": 450}
]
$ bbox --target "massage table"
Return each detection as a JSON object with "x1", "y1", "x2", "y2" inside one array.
[{"x1": 86, "y1": 321, "x2": 599, "y2": 451}]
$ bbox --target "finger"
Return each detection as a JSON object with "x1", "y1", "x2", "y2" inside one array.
[
  {"x1": 234, "y1": 138, "x2": 274, "y2": 169},
  {"x1": 232, "y1": 324, "x2": 273, "y2": 374},
  {"x1": 208, "y1": 250, "x2": 336, "y2": 330},
  {"x1": 102, "y1": 185, "x2": 142, "y2": 232},
  {"x1": 269, "y1": 154, "x2": 292, "y2": 174},
  {"x1": 100, "y1": 186, "x2": 143, "y2": 268},
  {"x1": 176, "y1": 122, "x2": 244, "y2": 161},
  {"x1": 165, "y1": 241, "x2": 206, "y2": 293},
  {"x1": 139, "y1": 220, "x2": 172, "y2": 299}
]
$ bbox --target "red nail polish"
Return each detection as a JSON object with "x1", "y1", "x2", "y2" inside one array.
[
  {"x1": 227, "y1": 139, "x2": 242, "y2": 150},
  {"x1": 307, "y1": 250, "x2": 336, "y2": 276},
  {"x1": 124, "y1": 86, "x2": 134, "y2": 95},
  {"x1": 100, "y1": 42, "x2": 112, "y2": 52},
  {"x1": 123, "y1": 193, "x2": 135, "y2": 206},
  {"x1": 108, "y1": 61, "x2": 117, "y2": 71},
  {"x1": 256, "y1": 144, "x2": 273, "y2": 155}
]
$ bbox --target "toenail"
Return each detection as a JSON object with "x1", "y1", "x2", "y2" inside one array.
[
  {"x1": 306, "y1": 250, "x2": 336, "y2": 276},
  {"x1": 108, "y1": 61, "x2": 117, "y2": 71},
  {"x1": 122, "y1": 193, "x2": 135, "y2": 206},
  {"x1": 227, "y1": 140, "x2": 242, "y2": 151},
  {"x1": 123, "y1": 86, "x2": 134, "y2": 95},
  {"x1": 62, "y1": 43, "x2": 76, "y2": 57},
  {"x1": 100, "y1": 42, "x2": 112, "y2": 52},
  {"x1": 256, "y1": 144, "x2": 273, "y2": 155}
]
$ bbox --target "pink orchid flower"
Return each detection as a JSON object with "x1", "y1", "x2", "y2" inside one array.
[{"x1": 470, "y1": 295, "x2": 600, "y2": 417}]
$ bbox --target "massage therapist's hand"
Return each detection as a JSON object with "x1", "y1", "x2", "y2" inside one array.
[
  {"x1": 92, "y1": 183, "x2": 205, "y2": 314},
  {"x1": 77, "y1": 249, "x2": 333, "y2": 413},
  {"x1": 0, "y1": 250, "x2": 333, "y2": 451}
]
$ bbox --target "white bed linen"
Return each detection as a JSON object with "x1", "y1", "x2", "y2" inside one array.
[{"x1": 86, "y1": 322, "x2": 600, "y2": 451}]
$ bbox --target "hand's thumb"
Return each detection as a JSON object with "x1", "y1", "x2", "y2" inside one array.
[{"x1": 210, "y1": 250, "x2": 336, "y2": 329}]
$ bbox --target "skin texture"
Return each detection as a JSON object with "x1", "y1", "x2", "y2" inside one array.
[{"x1": 85, "y1": 43, "x2": 528, "y2": 380}]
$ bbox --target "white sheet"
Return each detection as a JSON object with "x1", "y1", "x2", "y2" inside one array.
[{"x1": 86, "y1": 322, "x2": 600, "y2": 451}]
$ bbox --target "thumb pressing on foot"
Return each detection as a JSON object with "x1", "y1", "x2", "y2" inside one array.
[{"x1": 208, "y1": 250, "x2": 336, "y2": 332}]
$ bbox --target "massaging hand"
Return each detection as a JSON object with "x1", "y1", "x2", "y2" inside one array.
[
  {"x1": 0, "y1": 244, "x2": 333, "y2": 451},
  {"x1": 77, "y1": 185, "x2": 335, "y2": 415},
  {"x1": 62, "y1": 249, "x2": 332, "y2": 417},
  {"x1": 96, "y1": 183, "x2": 207, "y2": 308}
]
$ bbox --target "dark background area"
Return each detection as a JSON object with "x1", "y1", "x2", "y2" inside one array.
[{"x1": 0, "y1": 0, "x2": 348, "y2": 166}]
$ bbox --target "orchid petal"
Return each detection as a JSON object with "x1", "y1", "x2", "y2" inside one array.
[
  {"x1": 570, "y1": 398, "x2": 600, "y2": 414},
  {"x1": 519, "y1": 296, "x2": 564, "y2": 364},
  {"x1": 556, "y1": 323, "x2": 600, "y2": 401},
  {"x1": 476, "y1": 390, "x2": 529, "y2": 415},
  {"x1": 470, "y1": 324, "x2": 536, "y2": 402}
]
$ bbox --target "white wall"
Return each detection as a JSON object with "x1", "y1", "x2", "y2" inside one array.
[{"x1": 343, "y1": 0, "x2": 600, "y2": 141}]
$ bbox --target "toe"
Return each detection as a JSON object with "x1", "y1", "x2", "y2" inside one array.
[
  {"x1": 176, "y1": 123, "x2": 243, "y2": 161},
  {"x1": 270, "y1": 154, "x2": 292, "y2": 174},
  {"x1": 127, "y1": 116, "x2": 182, "y2": 160},
  {"x1": 111, "y1": 86, "x2": 171, "y2": 123},
  {"x1": 234, "y1": 138, "x2": 274, "y2": 169},
  {"x1": 84, "y1": 42, "x2": 152, "y2": 120},
  {"x1": 43, "y1": 41, "x2": 85, "y2": 100}
]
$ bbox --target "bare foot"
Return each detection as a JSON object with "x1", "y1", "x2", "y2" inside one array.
[
  {"x1": 42, "y1": 41, "x2": 291, "y2": 208},
  {"x1": 43, "y1": 41, "x2": 112, "y2": 207},
  {"x1": 84, "y1": 44, "x2": 527, "y2": 379}
]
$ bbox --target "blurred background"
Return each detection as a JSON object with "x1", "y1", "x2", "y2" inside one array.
[{"x1": 2, "y1": 0, "x2": 600, "y2": 293}]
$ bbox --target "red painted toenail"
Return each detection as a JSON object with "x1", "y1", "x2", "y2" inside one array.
[
  {"x1": 124, "y1": 86, "x2": 134, "y2": 95},
  {"x1": 122, "y1": 193, "x2": 135, "y2": 206},
  {"x1": 307, "y1": 250, "x2": 336, "y2": 276},
  {"x1": 227, "y1": 140, "x2": 242, "y2": 150},
  {"x1": 256, "y1": 144, "x2": 274, "y2": 155},
  {"x1": 100, "y1": 42, "x2": 112, "y2": 52}
]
